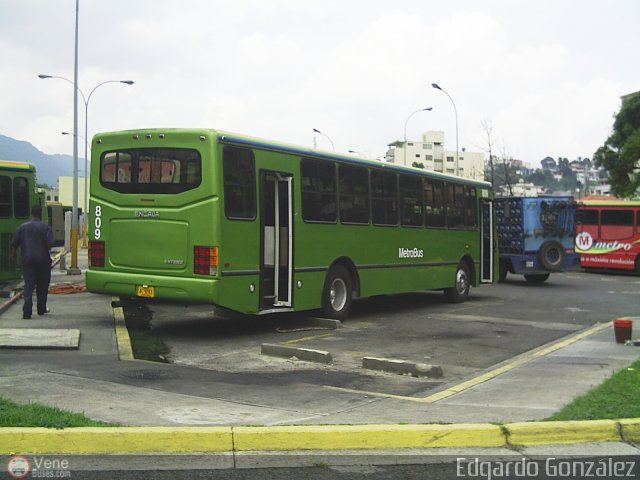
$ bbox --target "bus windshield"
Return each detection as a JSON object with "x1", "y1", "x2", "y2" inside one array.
[{"x1": 100, "y1": 147, "x2": 202, "y2": 194}]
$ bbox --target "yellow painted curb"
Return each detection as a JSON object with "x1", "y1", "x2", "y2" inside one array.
[
  {"x1": 620, "y1": 418, "x2": 640, "y2": 442},
  {"x1": 0, "y1": 427, "x2": 233, "y2": 454},
  {"x1": 506, "y1": 420, "x2": 620, "y2": 446},
  {"x1": 233, "y1": 424, "x2": 505, "y2": 451},
  {"x1": 112, "y1": 297, "x2": 134, "y2": 361}
]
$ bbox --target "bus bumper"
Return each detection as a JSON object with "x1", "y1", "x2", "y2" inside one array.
[
  {"x1": 502, "y1": 252, "x2": 581, "y2": 275},
  {"x1": 86, "y1": 269, "x2": 218, "y2": 304}
]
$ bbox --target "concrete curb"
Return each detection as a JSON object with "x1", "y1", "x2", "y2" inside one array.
[
  {"x1": 2, "y1": 419, "x2": 640, "y2": 454},
  {"x1": 112, "y1": 297, "x2": 134, "y2": 361},
  {"x1": 261, "y1": 343, "x2": 333, "y2": 364}
]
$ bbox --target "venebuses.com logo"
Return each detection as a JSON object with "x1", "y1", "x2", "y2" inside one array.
[
  {"x1": 6, "y1": 455, "x2": 71, "y2": 478},
  {"x1": 6, "y1": 456, "x2": 30, "y2": 479}
]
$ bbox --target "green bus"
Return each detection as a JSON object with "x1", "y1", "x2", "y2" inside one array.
[
  {"x1": 87, "y1": 129, "x2": 497, "y2": 319},
  {"x1": 0, "y1": 160, "x2": 47, "y2": 281}
]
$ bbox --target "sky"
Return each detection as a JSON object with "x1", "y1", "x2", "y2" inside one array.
[{"x1": 1, "y1": 0, "x2": 638, "y2": 168}]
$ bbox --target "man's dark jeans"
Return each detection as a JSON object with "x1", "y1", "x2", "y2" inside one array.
[{"x1": 22, "y1": 262, "x2": 51, "y2": 317}]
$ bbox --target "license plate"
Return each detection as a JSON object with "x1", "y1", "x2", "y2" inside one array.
[{"x1": 136, "y1": 285, "x2": 155, "y2": 298}]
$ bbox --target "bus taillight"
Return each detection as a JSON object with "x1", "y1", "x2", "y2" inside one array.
[
  {"x1": 194, "y1": 246, "x2": 218, "y2": 276},
  {"x1": 89, "y1": 240, "x2": 105, "y2": 267}
]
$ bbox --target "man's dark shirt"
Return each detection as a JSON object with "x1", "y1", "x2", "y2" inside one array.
[{"x1": 11, "y1": 218, "x2": 54, "y2": 267}]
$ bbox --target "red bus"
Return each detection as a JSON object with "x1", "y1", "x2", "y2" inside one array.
[{"x1": 575, "y1": 198, "x2": 640, "y2": 272}]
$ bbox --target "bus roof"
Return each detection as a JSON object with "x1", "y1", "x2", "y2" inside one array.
[
  {"x1": 93, "y1": 128, "x2": 492, "y2": 189},
  {"x1": 0, "y1": 160, "x2": 35, "y2": 172},
  {"x1": 579, "y1": 197, "x2": 640, "y2": 207},
  {"x1": 219, "y1": 131, "x2": 492, "y2": 188}
]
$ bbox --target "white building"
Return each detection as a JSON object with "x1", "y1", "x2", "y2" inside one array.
[
  {"x1": 58, "y1": 176, "x2": 89, "y2": 213},
  {"x1": 385, "y1": 131, "x2": 485, "y2": 181}
]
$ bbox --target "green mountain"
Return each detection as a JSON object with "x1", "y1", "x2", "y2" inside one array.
[{"x1": 0, "y1": 134, "x2": 86, "y2": 188}]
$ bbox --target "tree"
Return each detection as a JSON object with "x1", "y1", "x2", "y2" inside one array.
[
  {"x1": 480, "y1": 119, "x2": 496, "y2": 189},
  {"x1": 594, "y1": 93, "x2": 640, "y2": 197}
]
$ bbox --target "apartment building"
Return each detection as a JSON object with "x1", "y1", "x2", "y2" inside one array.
[{"x1": 385, "y1": 131, "x2": 485, "y2": 180}]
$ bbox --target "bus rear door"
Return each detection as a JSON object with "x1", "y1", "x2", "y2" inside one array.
[{"x1": 260, "y1": 171, "x2": 293, "y2": 311}]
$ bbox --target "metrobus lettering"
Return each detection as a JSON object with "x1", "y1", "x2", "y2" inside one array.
[{"x1": 398, "y1": 247, "x2": 424, "y2": 259}]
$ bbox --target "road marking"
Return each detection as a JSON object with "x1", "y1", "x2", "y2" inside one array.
[
  {"x1": 285, "y1": 333, "x2": 335, "y2": 345},
  {"x1": 325, "y1": 322, "x2": 610, "y2": 404},
  {"x1": 432, "y1": 313, "x2": 581, "y2": 331}
]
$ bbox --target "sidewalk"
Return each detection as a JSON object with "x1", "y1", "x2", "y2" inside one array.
[{"x1": 0, "y1": 248, "x2": 639, "y2": 460}]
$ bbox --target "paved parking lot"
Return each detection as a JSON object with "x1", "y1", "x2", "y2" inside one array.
[{"x1": 121, "y1": 270, "x2": 640, "y2": 398}]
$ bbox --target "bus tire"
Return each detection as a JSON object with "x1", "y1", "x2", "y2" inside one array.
[
  {"x1": 524, "y1": 273, "x2": 550, "y2": 284},
  {"x1": 444, "y1": 262, "x2": 471, "y2": 303},
  {"x1": 321, "y1": 265, "x2": 353, "y2": 320},
  {"x1": 538, "y1": 240, "x2": 565, "y2": 272}
]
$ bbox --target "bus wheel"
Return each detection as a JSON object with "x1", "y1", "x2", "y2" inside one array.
[
  {"x1": 524, "y1": 273, "x2": 550, "y2": 284},
  {"x1": 538, "y1": 240, "x2": 565, "y2": 271},
  {"x1": 321, "y1": 265, "x2": 353, "y2": 320},
  {"x1": 444, "y1": 262, "x2": 470, "y2": 303}
]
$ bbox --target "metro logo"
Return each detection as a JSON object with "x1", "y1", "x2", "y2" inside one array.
[
  {"x1": 575, "y1": 232, "x2": 593, "y2": 251},
  {"x1": 575, "y1": 231, "x2": 636, "y2": 254}
]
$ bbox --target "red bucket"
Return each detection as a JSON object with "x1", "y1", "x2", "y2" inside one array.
[{"x1": 613, "y1": 318, "x2": 633, "y2": 344}]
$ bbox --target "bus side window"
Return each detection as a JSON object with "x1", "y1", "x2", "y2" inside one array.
[
  {"x1": 601, "y1": 209, "x2": 633, "y2": 240},
  {"x1": 446, "y1": 183, "x2": 465, "y2": 229},
  {"x1": 399, "y1": 174, "x2": 423, "y2": 227},
  {"x1": 301, "y1": 158, "x2": 337, "y2": 223},
  {"x1": 424, "y1": 180, "x2": 445, "y2": 228},
  {"x1": 371, "y1": 170, "x2": 398, "y2": 226},
  {"x1": 338, "y1": 165, "x2": 369, "y2": 225},
  {"x1": 465, "y1": 186, "x2": 477, "y2": 229},
  {"x1": 637, "y1": 211, "x2": 640, "y2": 234},
  {"x1": 223, "y1": 147, "x2": 256, "y2": 220},
  {"x1": 13, "y1": 177, "x2": 29, "y2": 219},
  {"x1": 0, "y1": 176, "x2": 11, "y2": 218}
]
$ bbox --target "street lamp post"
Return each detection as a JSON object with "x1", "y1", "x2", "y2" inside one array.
[
  {"x1": 312, "y1": 128, "x2": 335, "y2": 151},
  {"x1": 432, "y1": 83, "x2": 459, "y2": 176},
  {"x1": 39, "y1": 75, "x2": 134, "y2": 250},
  {"x1": 403, "y1": 107, "x2": 432, "y2": 166}
]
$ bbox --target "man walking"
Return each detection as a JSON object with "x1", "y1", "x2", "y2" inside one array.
[{"x1": 11, "y1": 204, "x2": 54, "y2": 319}]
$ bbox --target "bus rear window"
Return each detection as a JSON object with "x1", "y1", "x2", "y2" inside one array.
[{"x1": 100, "y1": 148, "x2": 201, "y2": 194}]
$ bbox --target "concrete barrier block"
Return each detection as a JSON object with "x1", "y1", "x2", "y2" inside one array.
[
  {"x1": 261, "y1": 343, "x2": 333, "y2": 364},
  {"x1": 362, "y1": 357, "x2": 443, "y2": 378}
]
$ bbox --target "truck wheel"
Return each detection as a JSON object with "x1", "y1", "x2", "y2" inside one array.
[
  {"x1": 444, "y1": 262, "x2": 471, "y2": 303},
  {"x1": 321, "y1": 265, "x2": 353, "y2": 320},
  {"x1": 538, "y1": 241, "x2": 565, "y2": 272},
  {"x1": 524, "y1": 273, "x2": 550, "y2": 284}
]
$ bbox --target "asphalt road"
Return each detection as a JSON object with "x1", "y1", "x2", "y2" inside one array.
[
  {"x1": 8, "y1": 454, "x2": 639, "y2": 480},
  {"x1": 123, "y1": 269, "x2": 639, "y2": 397}
]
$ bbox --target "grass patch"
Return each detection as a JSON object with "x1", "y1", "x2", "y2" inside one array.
[
  {"x1": 547, "y1": 358, "x2": 640, "y2": 421},
  {"x1": 0, "y1": 396, "x2": 118, "y2": 428}
]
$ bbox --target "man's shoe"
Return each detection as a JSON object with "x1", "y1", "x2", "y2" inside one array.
[
  {"x1": 37, "y1": 308, "x2": 51, "y2": 315},
  {"x1": 23, "y1": 314, "x2": 31, "y2": 319}
]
